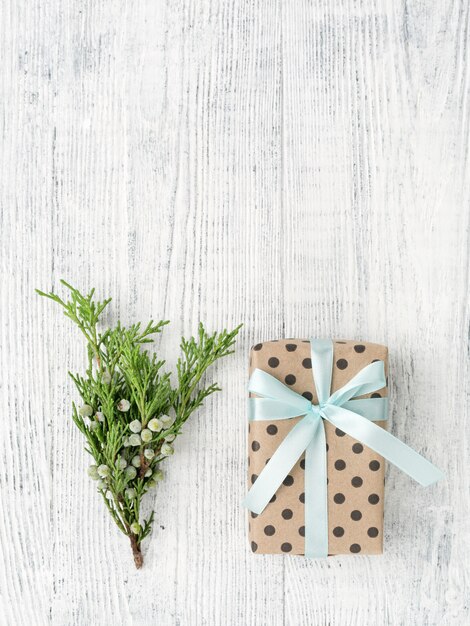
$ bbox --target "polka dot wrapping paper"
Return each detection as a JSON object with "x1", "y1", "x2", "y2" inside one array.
[{"x1": 248, "y1": 339, "x2": 388, "y2": 556}]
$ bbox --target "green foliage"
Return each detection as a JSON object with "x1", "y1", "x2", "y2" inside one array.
[{"x1": 37, "y1": 280, "x2": 241, "y2": 567}]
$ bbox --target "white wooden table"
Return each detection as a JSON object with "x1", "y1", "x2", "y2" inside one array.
[{"x1": 1, "y1": 1, "x2": 468, "y2": 624}]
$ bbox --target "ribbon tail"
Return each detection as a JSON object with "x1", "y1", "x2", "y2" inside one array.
[
  {"x1": 243, "y1": 414, "x2": 319, "y2": 514},
  {"x1": 322, "y1": 405, "x2": 445, "y2": 486},
  {"x1": 304, "y1": 420, "x2": 328, "y2": 558}
]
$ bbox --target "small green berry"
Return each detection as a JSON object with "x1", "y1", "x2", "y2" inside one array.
[
  {"x1": 79, "y1": 404, "x2": 93, "y2": 417},
  {"x1": 131, "y1": 455, "x2": 141, "y2": 468},
  {"x1": 87, "y1": 464, "x2": 99, "y2": 480},
  {"x1": 161, "y1": 414, "x2": 175, "y2": 427},
  {"x1": 95, "y1": 411, "x2": 105, "y2": 423},
  {"x1": 101, "y1": 370, "x2": 112, "y2": 384},
  {"x1": 141, "y1": 428, "x2": 152, "y2": 443},
  {"x1": 144, "y1": 468, "x2": 152, "y2": 478},
  {"x1": 89, "y1": 420, "x2": 100, "y2": 431},
  {"x1": 148, "y1": 418, "x2": 162, "y2": 432},
  {"x1": 130, "y1": 522, "x2": 141, "y2": 535},
  {"x1": 153, "y1": 469, "x2": 164, "y2": 482},
  {"x1": 144, "y1": 448, "x2": 155, "y2": 460},
  {"x1": 118, "y1": 399, "x2": 131, "y2": 412},
  {"x1": 128, "y1": 434, "x2": 142, "y2": 446},
  {"x1": 116, "y1": 457, "x2": 127, "y2": 470},
  {"x1": 125, "y1": 488, "x2": 137, "y2": 499},
  {"x1": 97, "y1": 464, "x2": 110, "y2": 478},
  {"x1": 161, "y1": 443, "x2": 174, "y2": 456},
  {"x1": 125, "y1": 466, "x2": 137, "y2": 480},
  {"x1": 129, "y1": 420, "x2": 142, "y2": 433},
  {"x1": 164, "y1": 434, "x2": 176, "y2": 442},
  {"x1": 123, "y1": 437, "x2": 131, "y2": 447},
  {"x1": 96, "y1": 479, "x2": 106, "y2": 490}
]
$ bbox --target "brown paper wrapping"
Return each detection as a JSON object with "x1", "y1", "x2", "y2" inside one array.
[{"x1": 248, "y1": 339, "x2": 388, "y2": 556}]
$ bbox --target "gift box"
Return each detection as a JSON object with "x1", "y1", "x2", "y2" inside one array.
[{"x1": 245, "y1": 338, "x2": 443, "y2": 557}]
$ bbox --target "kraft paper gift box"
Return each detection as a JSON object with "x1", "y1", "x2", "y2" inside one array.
[
  {"x1": 245, "y1": 338, "x2": 444, "y2": 557},
  {"x1": 247, "y1": 339, "x2": 388, "y2": 556}
]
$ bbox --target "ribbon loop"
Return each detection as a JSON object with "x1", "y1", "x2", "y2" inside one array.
[
  {"x1": 249, "y1": 368, "x2": 312, "y2": 413},
  {"x1": 328, "y1": 360, "x2": 386, "y2": 406},
  {"x1": 243, "y1": 338, "x2": 444, "y2": 558}
]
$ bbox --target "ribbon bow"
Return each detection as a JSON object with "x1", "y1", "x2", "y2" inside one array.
[{"x1": 243, "y1": 338, "x2": 444, "y2": 558}]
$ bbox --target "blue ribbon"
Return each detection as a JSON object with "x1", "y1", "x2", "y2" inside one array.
[{"x1": 243, "y1": 338, "x2": 444, "y2": 558}]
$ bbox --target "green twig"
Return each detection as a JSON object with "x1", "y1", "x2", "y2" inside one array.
[{"x1": 37, "y1": 281, "x2": 241, "y2": 568}]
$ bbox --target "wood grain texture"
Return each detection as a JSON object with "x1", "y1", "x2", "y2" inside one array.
[{"x1": 0, "y1": 0, "x2": 468, "y2": 624}]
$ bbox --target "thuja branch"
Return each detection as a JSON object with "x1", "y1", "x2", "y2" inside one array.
[{"x1": 37, "y1": 280, "x2": 241, "y2": 568}]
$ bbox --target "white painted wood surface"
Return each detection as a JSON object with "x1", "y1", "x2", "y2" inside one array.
[{"x1": 0, "y1": 0, "x2": 468, "y2": 624}]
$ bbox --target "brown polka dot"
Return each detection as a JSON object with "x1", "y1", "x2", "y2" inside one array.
[
  {"x1": 285, "y1": 344, "x2": 297, "y2": 352},
  {"x1": 283, "y1": 475, "x2": 294, "y2": 487},
  {"x1": 302, "y1": 358, "x2": 312, "y2": 369},
  {"x1": 371, "y1": 392, "x2": 382, "y2": 398},
  {"x1": 368, "y1": 493, "x2": 380, "y2": 504},
  {"x1": 354, "y1": 344, "x2": 366, "y2": 353},
  {"x1": 269, "y1": 494, "x2": 276, "y2": 503},
  {"x1": 298, "y1": 526, "x2": 305, "y2": 537},
  {"x1": 351, "y1": 476, "x2": 363, "y2": 488},
  {"x1": 351, "y1": 510, "x2": 362, "y2": 521},
  {"x1": 350, "y1": 543, "x2": 361, "y2": 553},
  {"x1": 334, "y1": 459, "x2": 346, "y2": 470},
  {"x1": 251, "y1": 511, "x2": 258, "y2": 518},
  {"x1": 335, "y1": 428, "x2": 345, "y2": 437},
  {"x1": 333, "y1": 492, "x2": 345, "y2": 504},
  {"x1": 368, "y1": 527, "x2": 379, "y2": 538},
  {"x1": 299, "y1": 492, "x2": 305, "y2": 503},
  {"x1": 253, "y1": 344, "x2": 263, "y2": 351},
  {"x1": 333, "y1": 526, "x2": 344, "y2": 537},
  {"x1": 251, "y1": 441, "x2": 260, "y2": 452},
  {"x1": 281, "y1": 508, "x2": 293, "y2": 520},
  {"x1": 285, "y1": 374, "x2": 296, "y2": 385},
  {"x1": 267, "y1": 424, "x2": 278, "y2": 435},
  {"x1": 251, "y1": 474, "x2": 258, "y2": 484},
  {"x1": 352, "y1": 443, "x2": 363, "y2": 454},
  {"x1": 251, "y1": 541, "x2": 258, "y2": 552},
  {"x1": 336, "y1": 358, "x2": 348, "y2": 370},
  {"x1": 326, "y1": 443, "x2": 329, "y2": 452},
  {"x1": 265, "y1": 458, "x2": 271, "y2": 464},
  {"x1": 268, "y1": 357, "x2": 280, "y2": 368},
  {"x1": 264, "y1": 525, "x2": 275, "y2": 536},
  {"x1": 281, "y1": 542, "x2": 292, "y2": 552},
  {"x1": 369, "y1": 460, "x2": 380, "y2": 471},
  {"x1": 302, "y1": 391, "x2": 313, "y2": 401},
  {"x1": 300, "y1": 458, "x2": 305, "y2": 470}
]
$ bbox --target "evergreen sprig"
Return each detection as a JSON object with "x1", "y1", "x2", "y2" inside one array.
[{"x1": 37, "y1": 280, "x2": 241, "y2": 568}]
